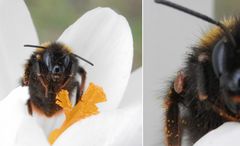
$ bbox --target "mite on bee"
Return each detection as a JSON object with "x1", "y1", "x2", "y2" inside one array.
[
  {"x1": 156, "y1": 0, "x2": 240, "y2": 146},
  {"x1": 22, "y1": 42, "x2": 93, "y2": 117}
]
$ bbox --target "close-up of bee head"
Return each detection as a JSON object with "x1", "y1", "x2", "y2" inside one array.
[
  {"x1": 152, "y1": 0, "x2": 240, "y2": 146},
  {"x1": 28, "y1": 43, "x2": 76, "y2": 83},
  {"x1": 23, "y1": 42, "x2": 93, "y2": 117}
]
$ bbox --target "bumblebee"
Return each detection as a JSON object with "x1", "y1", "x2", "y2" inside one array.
[
  {"x1": 22, "y1": 42, "x2": 93, "y2": 117},
  {"x1": 156, "y1": 0, "x2": 240, "y2": 146}
]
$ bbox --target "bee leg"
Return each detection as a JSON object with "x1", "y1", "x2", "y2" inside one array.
[
  {"x1": 74, "y1": 81, "x2": 80, "y2": 105},
  {"x1": 36, "y1": 62, "x2": 48, "y2": 97},
  {"x1": 71, "y1": 67, "x2": 86, "y2": 105},
  {"x1": 76, "y1": 66, "x2": 86, "y2": 102},
  {"x1": 196, "y1": 58, "x2": 209, "y2": 101},
  {"x1": 22, "y1": 62, "x2": 31, "y2": 86},
  {"x1": 165, "y1": 88, "x2": 182, "y2": 146},
  {"x1": 60, "y1": 66, "x2": 85, "y2": 105},
  {"x1": 27, "y1": 99, "x2": 33, "y2": 115},
  {"x1": 61, "y1": 66, "x2": 75, "y2": 90},
  {"x1": 174, "y1": 70, "x2": 185, "y2": 94}
]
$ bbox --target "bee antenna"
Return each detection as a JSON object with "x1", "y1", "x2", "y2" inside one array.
[
  {"x1": 155, "y1": 0, "x2": 237, "y2": 48},
  {"x1": 72, "y1": 53, "x2": 94, "y2": 66},
  {"x1": 24, "y1": 44, "x2": 47, "y2": 49}
]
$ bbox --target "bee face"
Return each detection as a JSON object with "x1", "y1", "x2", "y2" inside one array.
[
  {"x1": 42, "y1": 50, "x2": 71, "y2": 82},
  {"x1": 36, "y1": 43, "x2": 77, "y2": 83}
]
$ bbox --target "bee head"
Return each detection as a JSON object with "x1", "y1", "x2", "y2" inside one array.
[
  {"x1": 155, "y1": 0, "x2": 240, "y2": 114},
  {"x1": 212, "y1": 36, "x2": 240, "y2": 114},
  {"x1": 42, "y1": 45, "x2": 71, "y2": 81},
  {"x1": 29, "y1": 43, "x2": 76, "y2": 82},
  {"x1": 24, "y1": 42, "x2": 93, "y2": 82}
]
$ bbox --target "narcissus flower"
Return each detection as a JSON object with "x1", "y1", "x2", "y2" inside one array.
[{"x1": 0, "y1": 0, "x2": 142, "y2": 146}]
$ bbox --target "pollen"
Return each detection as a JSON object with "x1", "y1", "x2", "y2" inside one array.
[{"x1": 48, "y1": 83, "x2": 107, "y2": 145}]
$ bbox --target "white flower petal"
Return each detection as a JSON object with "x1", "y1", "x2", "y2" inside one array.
[
  {"x1": 14, "y1": 117, "x2": 50, "y2": 146},
  {"x1": 0, "y1": 86, "x2": 62, "y2": 145},
  {"x1": 0, "y1": 86, "x2": 29, "y2": 146},
  {"x1": 194, "y1": 122, "x2": 240, "y2": 146},
  {"x1": 32, "y1": 112, "x2": 65, "y2": 136},
  {"x1": 119, "y1": 67, "x2": 142, "y2": 108},
  {"x1": 53, "y1": 105, "x2": 142, "y2": 146},
  {"x1": 58, "y1": 7, "x2": 133, "y2": 111},
  {"x1": 0, "y1": 0, "x2": 39, "y2": 100}
]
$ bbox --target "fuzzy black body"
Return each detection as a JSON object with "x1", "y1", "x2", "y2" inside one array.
[
  {"x1": 164, "y1": 17, "x2": 240, "y2": 146},
  {"x1": 22, "y1": 42, "x2": 86, "y2": 117}
]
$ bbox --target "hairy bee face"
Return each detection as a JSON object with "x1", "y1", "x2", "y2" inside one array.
[
  {"x1": 32, "y1": 43, "x2": 78, "y2": 85},
  {"x1": 43, "y1": 50, "x2": 71, "y2": 82}
]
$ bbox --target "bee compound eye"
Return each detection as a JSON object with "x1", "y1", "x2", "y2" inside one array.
[
  {"x1": 227, "y1": 70, "x2": 240, "y2": 92},
  {"x1": 233, "y1": 72, "x2": 240, "y2": 90}
]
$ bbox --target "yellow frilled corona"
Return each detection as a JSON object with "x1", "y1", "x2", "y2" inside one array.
[{"x1": 48, "y1": 83, "x2": 106, "y2": 144}]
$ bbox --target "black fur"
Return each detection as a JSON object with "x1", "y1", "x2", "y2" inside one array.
[
  {"x1": 164, "y1": 17, "x2": 240, "y2": 146},
  {"x1": 22, "y1": 42, "x2": 86, "y2": 117}
]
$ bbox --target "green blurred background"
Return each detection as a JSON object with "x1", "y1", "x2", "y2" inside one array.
[
  {"x1": 25, "y1": 0, "x2": 142, "y2": 70},
  {"x1": 215, "y1": 0, "x2": 240, "y2": 19}
]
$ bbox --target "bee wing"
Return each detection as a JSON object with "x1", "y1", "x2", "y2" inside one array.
[
  {"x1": 0, "y1": 0, "x2": 39, "y2": 100},
  {"x1": 58, "y1": 8, "x2": 133, "y2": 112}
]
